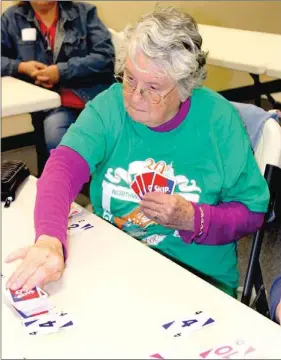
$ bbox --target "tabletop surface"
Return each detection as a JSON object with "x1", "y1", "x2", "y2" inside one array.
[
  {"x1": 2, "y1": 176, "x2": 281, "y2": 359},
  {"x1": 198, "y1": 24, "x2": 281, "y2": 77},
  {"x1": 2, "y1": 76, "x2": 61, "y2": 117}
]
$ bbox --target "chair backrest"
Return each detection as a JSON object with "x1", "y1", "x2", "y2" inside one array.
[
  {"x1": 108, "y1": 28, "x2": 125, "y2": 73},
  {"x1": 241, "y1": 115, "x2": 281, "y2": 315},
  {"x1": 254, "y1": 117, "x2": 281, "y2": 175}
]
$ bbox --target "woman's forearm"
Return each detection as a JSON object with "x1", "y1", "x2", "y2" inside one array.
[
  {"x1": 179, "y1": 201, "x2": 265, "y2": 245},
  {"x1": 34, "y1": 146, "x2": 90, "y2": 258}
]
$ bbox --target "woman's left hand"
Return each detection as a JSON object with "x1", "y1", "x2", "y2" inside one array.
[
  {"x1": 33, "y1": 65, "x2": 60, "y2": 88},
  {"x1": 140, "y1": 192, "x2": 195, "y2": 231}
]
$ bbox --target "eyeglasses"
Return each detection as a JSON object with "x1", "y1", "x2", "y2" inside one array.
[{"x1": 115, "y1": 74, "x2": 176, "y2": 104}]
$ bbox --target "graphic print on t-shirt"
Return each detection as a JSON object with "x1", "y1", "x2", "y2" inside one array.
[{"x1": 101, "y1": 158, "x2": 202, "y2": 243}]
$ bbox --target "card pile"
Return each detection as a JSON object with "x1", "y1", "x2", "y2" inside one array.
[
  {"x1": 131, "y1": 171, "x2": 176, "y2": 199},
  {"x1": 2, "y1": 275, "x2": 74, "y2": 336}
]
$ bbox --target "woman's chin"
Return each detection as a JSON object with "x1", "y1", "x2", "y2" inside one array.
[{"x1": 128, "y1": 108, "x2": 149, "y2": 124}]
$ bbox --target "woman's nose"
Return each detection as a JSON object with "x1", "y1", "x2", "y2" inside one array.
[{"x1": 131, "y1": 87, "x2": 145, "y2": 103}]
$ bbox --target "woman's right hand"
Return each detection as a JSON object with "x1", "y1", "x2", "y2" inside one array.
[
  {"x1": 18, "y1": 61, "x2": 47, "y2": 79},
  {"x1": 5, "y1": 235, "x2": 65, "y2": 291}
]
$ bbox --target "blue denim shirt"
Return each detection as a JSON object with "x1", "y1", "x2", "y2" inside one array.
[{"x1": 1, "y1": 2, "x2": 115, "y2": 102}]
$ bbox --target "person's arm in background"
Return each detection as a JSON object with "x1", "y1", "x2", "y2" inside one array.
[
  {"x1": 270, "y1": 275, "x2": 281, "y2": 324},
  {"x1": 1, "y1": 12, "x2": 21, "y2": 76},
  {"x1": 1, "y1": 11, "x2": 47, "y2": 78},
  {"x1": 33, "y1": 5, "x2": 115, "y2": 86},
  {"x1": 57, "y1": 5, "x2": 114, "y2": 81}
]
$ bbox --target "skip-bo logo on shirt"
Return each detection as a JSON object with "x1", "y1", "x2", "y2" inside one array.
[{"x1": 10, "y1": 288, "x2": 39, "y2": 302}]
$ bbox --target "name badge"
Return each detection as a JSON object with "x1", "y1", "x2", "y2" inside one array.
[{"x1": 21, "y1": 28, "x2": 37, "y2": 41}]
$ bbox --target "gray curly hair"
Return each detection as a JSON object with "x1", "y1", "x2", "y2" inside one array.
[{"x1": 120, "y1": 7, "x2": 208, "y2": 101}]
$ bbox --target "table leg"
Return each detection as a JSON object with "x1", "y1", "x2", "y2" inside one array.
[{"x1": 250, "y1": 73, "x2": 262, "y2": 107}]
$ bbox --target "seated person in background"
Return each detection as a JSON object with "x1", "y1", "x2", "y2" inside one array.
[
  {"x1": 5, "y1": 7, "x2": 269, "y2": 298},
  {"x1": 270, "y1": 274, "x2": 281, "y2": 324},
  {"x1": 1, "y1": 0, "x2": 115, "y2": 175}
]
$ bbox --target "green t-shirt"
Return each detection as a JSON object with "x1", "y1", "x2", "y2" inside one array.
[{"x1": 61, "y1": 83, "x2": 269, "y2": 291}]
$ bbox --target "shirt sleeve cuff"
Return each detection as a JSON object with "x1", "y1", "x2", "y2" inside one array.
[
  {"x1": 10, "y1": 59, "x2": 21, "y2": 76},
  {"x1": 179, "y1": 203, "x2": 211, "y2": 244},
  {"x1": 57, "y1": 62, "x2": 69, "y2": 81}
]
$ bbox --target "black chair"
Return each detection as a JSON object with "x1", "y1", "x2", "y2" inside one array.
[{"x1": 241, "y1": 116, "x2": 281, "y2": 317}]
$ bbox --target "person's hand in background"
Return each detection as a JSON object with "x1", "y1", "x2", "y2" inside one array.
[
  {"x1": 18, "y1": 60, "x2": 47, "y2": 79},
  {"x1": 5, "y1": 235, "x2": 65, "y2": 291},
  {"x1": 33, "y1": 65, "x2": 60, "y2": 89}
]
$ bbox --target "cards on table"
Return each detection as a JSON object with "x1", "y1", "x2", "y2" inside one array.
[
  {"x1": 69, "y1": 203, "x2": 83, "y2": 218},
  {"x1": 131, "y1": 171, "x2": 176, "y2": 199},
  {"x1": 161, "y1": 310, "x2": 215, "y2": 339},
  {"x1": 4, "y1": 286, "x2": 51, "y2": 316},
  {"x1": 2, "y1": 274, "x2": 74, "y2": 336},
  {"x1": 199, "y1": 339, "x2": 257, "y2": 359},
  {"x1": 22, "y1": 310, "x2": 74, "y2": 336}
]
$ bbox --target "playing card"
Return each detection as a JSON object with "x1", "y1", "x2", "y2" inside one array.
[
  {"x1": 2, "y1": 281, "x2": 52, "y2": 316},
  {"x1": 13, "y1": 306, "x2": 51, "y2": 320},
  {"x1": 22, "y1": 311, "x2": 74, "y2": 336},
  {"x1": 2, "y1": 273, "x2": 73, "y2": 337},
  {"x1": 69, "y1": 203, "x2": 83, "y2": 218},
  {"x1": 150, "y1": 173, "x2": 176, "y2": 195},
  {"x1": 162, "y1": 311, "x2": 215, "y2": 339},
  {"x1": 56, "y1": 311, "x2": 75, "y2": 331},
  {"x1": 135, "y1": 174, "x2": 145, "y2": 195},
  {"x1": 148, "y1": 353, "x2": 166, "y2": 359},
  {"x1": 4, "y1": 286, "x2": 48, "y2": 311},
  {"x1": 7, "y1": 286, "x2": 42, "y2": 303},
  {"x1": 199, "y1": 339, "x2": 257, "y2": 359},
  {"x1": 22, "y1": 313, "x2": 60, "y2": 335},
  {"x1": 130, "y1": 177, "x2": 143, "y2": 199},
  {"x1": 141, "y1": 171, "x2": 156, "y2": 194}
]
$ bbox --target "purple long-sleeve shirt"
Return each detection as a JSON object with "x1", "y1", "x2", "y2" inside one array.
[{"x1": 35, "y1": 98, "x2": 265, "y2": 257}]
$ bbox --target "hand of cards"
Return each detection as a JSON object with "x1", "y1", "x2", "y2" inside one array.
[
  {"x1": 2, "y1": 274, "x2": 74, "y2": 336},
  {"x1": 131, "y1": 171, "x2": 176, "y2": 199}
]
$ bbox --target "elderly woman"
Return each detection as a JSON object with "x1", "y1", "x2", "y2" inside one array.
[{"x1": 6, "y1": 7, "x2": 269, "y2": 298}]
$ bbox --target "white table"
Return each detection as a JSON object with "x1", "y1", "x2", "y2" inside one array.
[
  {"x1": 198, "y1": 24, "x2": 281, "y2": 78},
  {"x1": 1, "y1": 76, "x2": 61, "y2": 118},
  {"x1": 263, "y1": 34, "x2": 281, "y2": 79},
  {"x1": 2, "y1": 177, "x2": 281, "y2": 359},
  {"x1": 198, "y1": 24, "x2": 281, "y2": 106}
]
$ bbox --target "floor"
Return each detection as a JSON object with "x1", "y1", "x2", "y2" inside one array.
[{"x1": 2, "y1": 145, "x2": 280, "y2": 299}]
